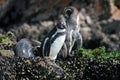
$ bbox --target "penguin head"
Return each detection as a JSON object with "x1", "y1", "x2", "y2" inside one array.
[
  {"x1": 64, "y1": 7, "x2": 79, "y2": 18},
  {"x1": 57, "y1": 22, "x2": 66, "y2": 29},
  {"x1": 63, "y1": 6, "x2": 80, "y2": 26},
  {"x1": 64, "y1": 7, "x2": 73, "y2": 19}
]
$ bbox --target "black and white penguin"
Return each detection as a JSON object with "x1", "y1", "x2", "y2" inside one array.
[
  {"x1": 38, "y1": 21, "x2": 66, "y2": 61},
  {"x1": 59, "y1": 6, "x2": 83, "y2": 57}
]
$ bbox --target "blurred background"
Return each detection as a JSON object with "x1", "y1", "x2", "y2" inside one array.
[{"x1": 0, "y1": 0, "x2": 120, "y2": 51}]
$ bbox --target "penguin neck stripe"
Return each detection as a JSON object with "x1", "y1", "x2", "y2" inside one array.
[
  {"x1": 51, "y1": 32, "x2": 66, "y2": 44},
  {"x1": 51, "y1": 28, "x2": 66, "y2": 42},
  {"x1": 42, "y1": 37, "x2": 49, "y2": 57},
  {"x1": 57, "y1": 28, "x2": 66, "y2": 33}
]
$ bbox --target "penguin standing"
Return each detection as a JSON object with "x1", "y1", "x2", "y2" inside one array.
[
  {"x1": 38, "y1": 21, "x2": 66, "y2": 61},
  {"x1": 59, "y1": 6, "x2": 83, "y2": 57}
]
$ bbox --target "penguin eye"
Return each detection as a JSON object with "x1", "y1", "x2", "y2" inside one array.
[
  {"x1": 64, "y1": 8, "x2": 73, "y2": 18},
  {"x1": 61, "y1": 24, "x2": 66, "y2": 29}
]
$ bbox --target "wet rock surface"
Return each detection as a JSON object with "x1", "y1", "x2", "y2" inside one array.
[
  {"x1": 0, "y1": 55, "x2": 120, "y2": 80},
  {"x1": 0, "y1": 57, "x2": 63, "y2": 80}
]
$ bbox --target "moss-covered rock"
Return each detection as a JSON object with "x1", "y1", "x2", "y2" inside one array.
[
  {"x1": 0, "y1": 47, "x2": 120, "y2": 80},
  {"x1": 0, "y1": 31, "x2": 16, "y2": 50}
]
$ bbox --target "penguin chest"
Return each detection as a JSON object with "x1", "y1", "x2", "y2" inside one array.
[{"x1": 49, "y1": 35, "x2": 66, "y2": 60}]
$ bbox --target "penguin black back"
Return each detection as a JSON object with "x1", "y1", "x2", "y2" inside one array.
[{"x1": 39, "y1": 27, "x2": 57, "y2": 57}]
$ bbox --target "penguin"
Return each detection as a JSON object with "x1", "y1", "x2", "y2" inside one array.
[
  {"x1": 38, "y1": 21, "x2": 66, "y2": 61},
  {"x1": 14, "y1": 39, "x2": 34, "y2": 58},
  {"x1": 59, "y1": 6, "x2": 83, "y2": 58}
]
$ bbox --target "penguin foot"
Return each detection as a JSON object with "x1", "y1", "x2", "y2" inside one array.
[
  {"x1": 38, "y1": 60, "x2": 46, "y2": 67},
  {"x1": 68, "y1": 51, "x2": 75, "y2": 57}
]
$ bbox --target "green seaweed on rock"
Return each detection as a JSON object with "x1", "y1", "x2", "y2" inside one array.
[
  {"x1": 0, "y1": 32, "x2": 16, "y2": 50},
  {"x1": 77, "y1": 46, "x2": 120, "y2": 59}
]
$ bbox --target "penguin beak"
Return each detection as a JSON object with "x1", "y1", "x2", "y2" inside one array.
[{"x1": 64, "y1": 14, "x2": 69, "y2": 19}]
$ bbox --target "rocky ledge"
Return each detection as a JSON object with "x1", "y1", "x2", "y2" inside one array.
[{"x1": 0, "y1": 54, "x2": 120, "y2": 80}]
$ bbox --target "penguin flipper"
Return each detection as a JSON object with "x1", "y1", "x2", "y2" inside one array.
[
  {"x1": 58, "y1": 43, "x2": 68, "y2": 58},
  {"x1": 72, "y1": 32, "x2": 82, "y2": 50}
]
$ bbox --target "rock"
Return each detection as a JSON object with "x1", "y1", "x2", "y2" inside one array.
[
  {"x1": 9, "y1": 23, "x2": 54, "y2": 41},
  {"x1": 110, "y1": 34, "x2": 119, "y2": 41},
  {"x1": 80, "y1": 27, "x2": 92, "y2": 40},
  {"x1": 0, "y1": 50, "x2": 14, "y2": 57},
  {"x1": 0, "y1": 32, "x2": 16, "y2": 50},
  {"x1": 109, "y1": 0, "x2": 120, "y2": 21},
  {"x1": 14, "y1": 38, "x2": 34, "y2": 58},
  {"x1": 44, "y1": 57, "x2": 64, "y2": 76},
  {"x1": 0, "y1": 0, "x2": 119, "y2": 51},
  {"x1": 0, "y1": 54, "x2": 120, "y2": 79},
  {"x1": 115, "y1": 0, "x2": 120, "y2": 8},
  {"x1": 40, "y1": 21, "x2": 54, "y2": 27},
  {"x1": 0, "y1": 57, "x2": 65, "y2": 79},
  {"x1": 0, "y1": 0, "x2": 73, "y2": 26},
  {"x1": 14, "y1": 38, "x2": 42, "y2": 58},
  {"x1": 0, "y1": 0, "x2": 13, "y2": 19}
]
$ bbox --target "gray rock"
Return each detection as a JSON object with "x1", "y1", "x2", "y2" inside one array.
[{"x1": 14, "y1": 39, "x2": 34, "y2": 58}]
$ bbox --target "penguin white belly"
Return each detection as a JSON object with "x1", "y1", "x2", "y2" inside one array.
[{"x1": 49, "y1": 35, "x2": 66, "y2": 60}]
